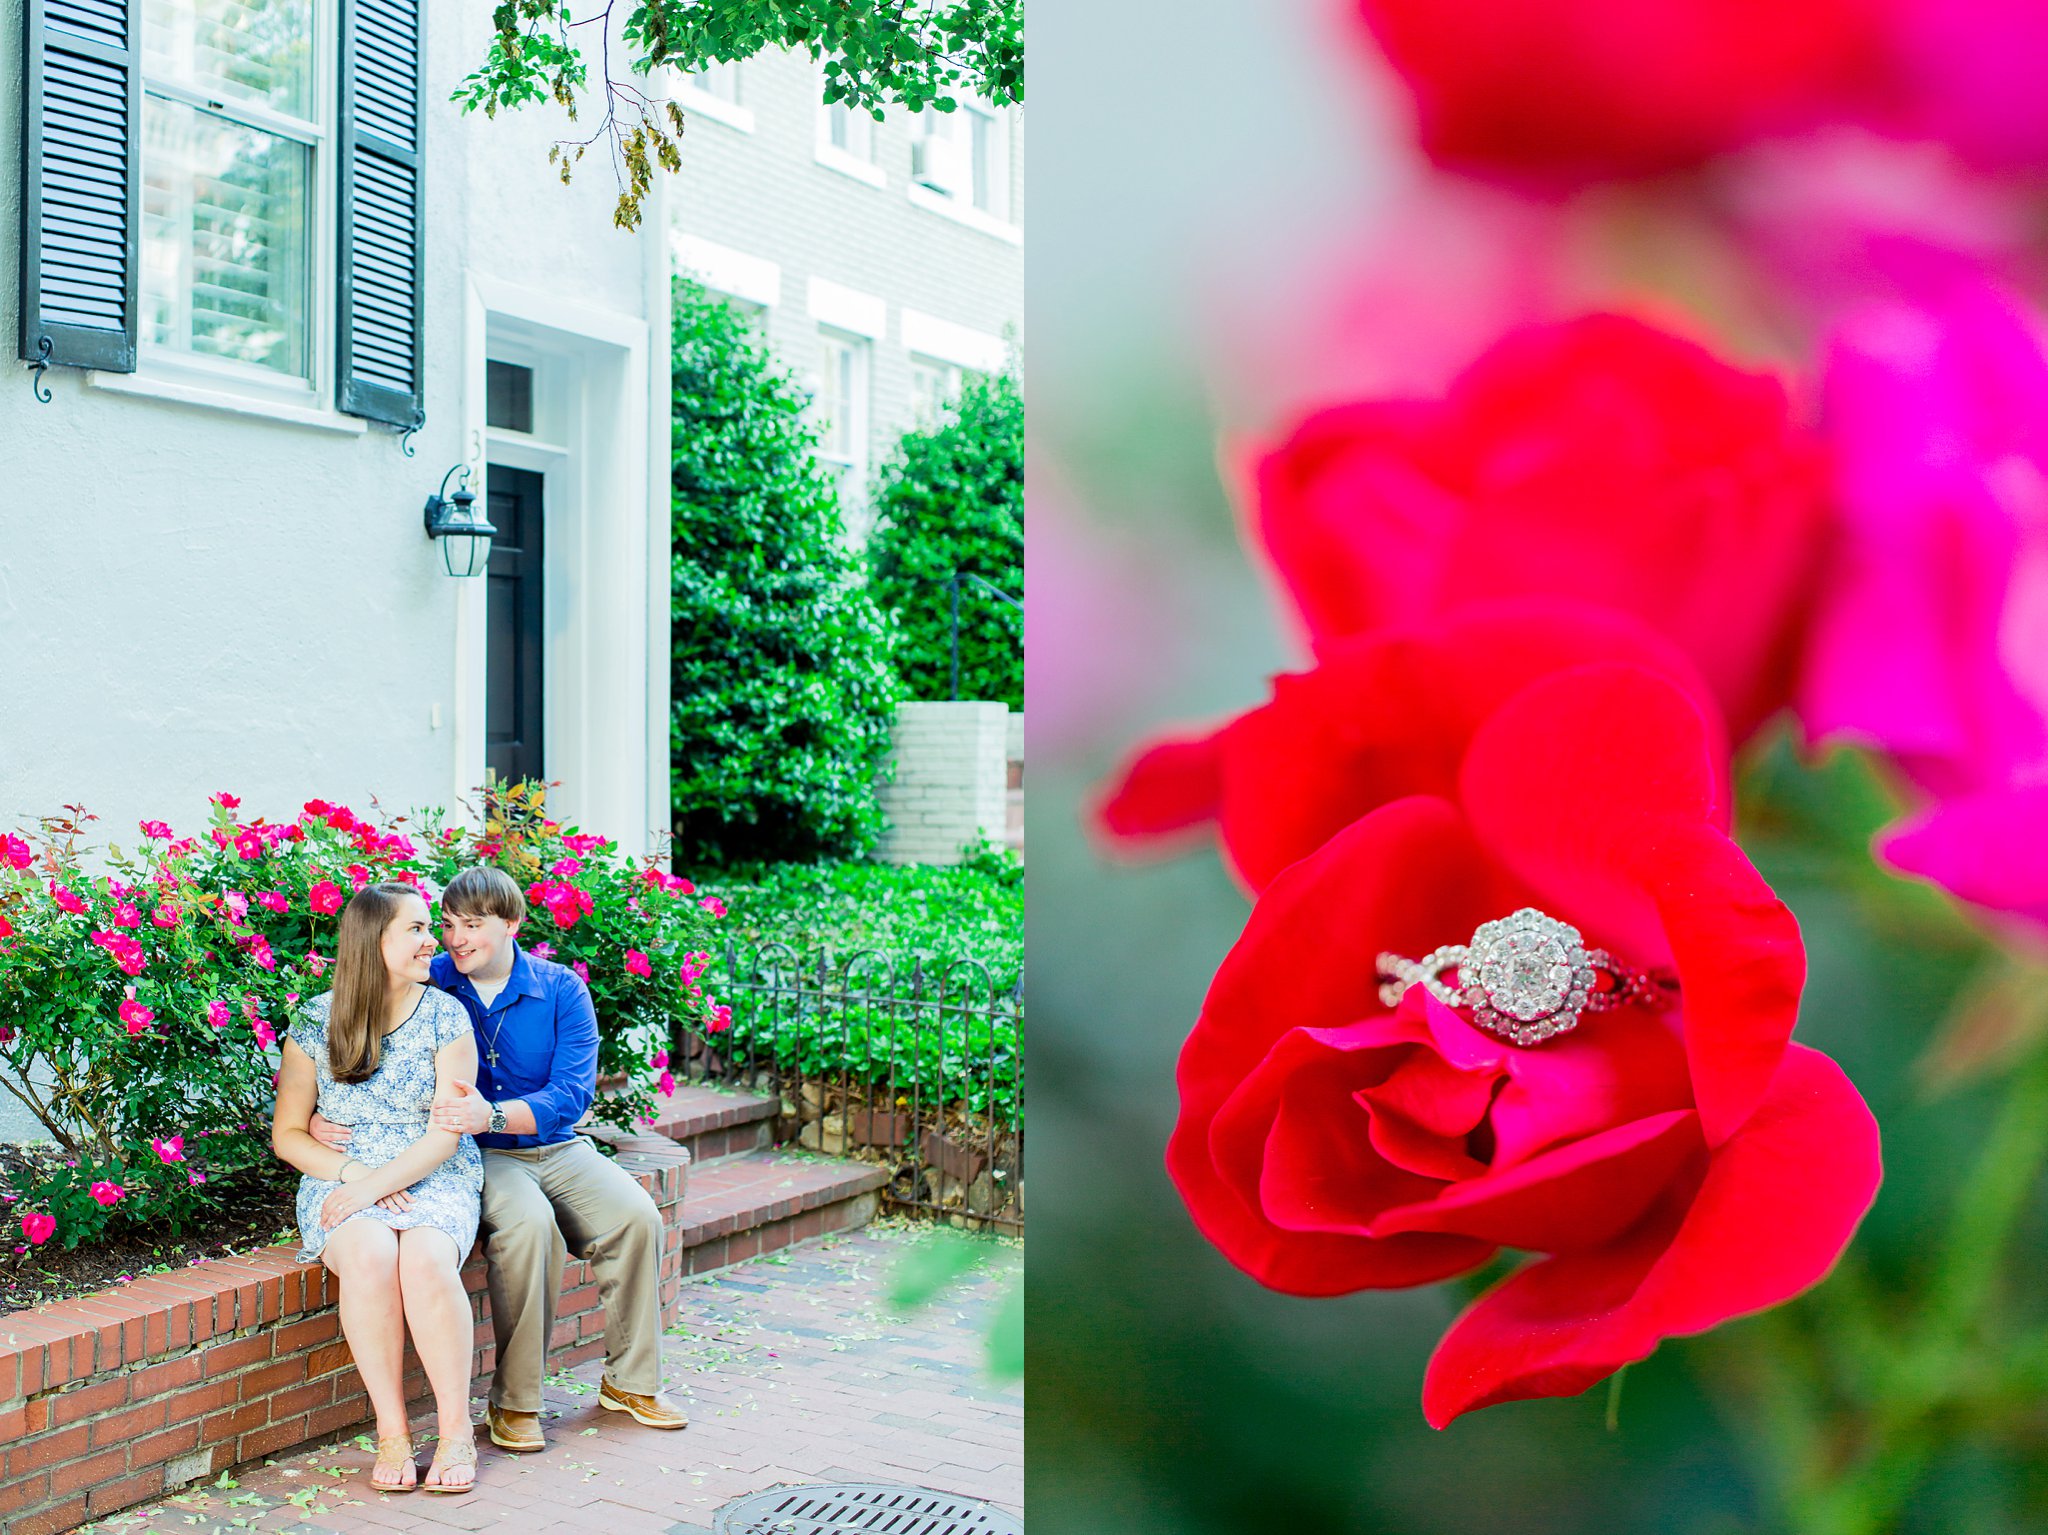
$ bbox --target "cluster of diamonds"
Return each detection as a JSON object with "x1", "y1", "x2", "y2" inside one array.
[{"x1": 1460, "y1": 908, "x2": 1598, "y2": 1045}]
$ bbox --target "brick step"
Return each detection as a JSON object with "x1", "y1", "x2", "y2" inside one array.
[
  {"x1": 672, "y1": 1148, "x2": 888, "y2": 1277},
  {"x1": 629, "y1": 1080, "x2": 780, "y2": 1164}
]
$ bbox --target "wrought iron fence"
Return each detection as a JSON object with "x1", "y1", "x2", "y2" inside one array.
[{"x1": 674, "y1": 942, "x2": 1023, "y2": 1232}]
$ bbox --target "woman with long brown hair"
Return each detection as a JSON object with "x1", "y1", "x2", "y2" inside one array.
[{"x1": 272, "y1": 882, "x2": 484, "y2": 1494}]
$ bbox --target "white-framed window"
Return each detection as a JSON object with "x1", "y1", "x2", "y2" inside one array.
[
  {"x1": 909, "y1": 355, "x2": 965, "y2": 423},
  {"x1": 813, "y1": 328, "x2": 871, "y2": 513},
  {"x1": 815, "y1": 68, "x2": 885, "y2": 188},
  {"x1": 675, "y1": 59, "x2": 754, "y2": 133},
  {"x1": 914, "y1": 100, "x2": 1009, "y2": 213},
  {"x1": 139, "y1": 0, "x2": 327, "y2": 395}
]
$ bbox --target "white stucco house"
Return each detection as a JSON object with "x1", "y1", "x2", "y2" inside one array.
[{"x1": 1, "y1": 0, "x2": 673, "y2": 857}]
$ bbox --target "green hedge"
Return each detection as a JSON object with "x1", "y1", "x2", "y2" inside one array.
[
  {"x1": 868, "y1": 369, "x2": 1023, "y2": 707},
  {"x1": 669, "y1": 276, "x2": 902, "y2": 866}
]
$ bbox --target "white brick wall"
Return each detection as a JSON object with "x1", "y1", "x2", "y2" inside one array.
[{"x1": 877, "y1": 702, "x2": 1012, "y2": 865}]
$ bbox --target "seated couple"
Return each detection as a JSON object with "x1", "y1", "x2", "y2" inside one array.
[{"x1": 270, "y1": 868, "x2": 688, "y2": 1494}]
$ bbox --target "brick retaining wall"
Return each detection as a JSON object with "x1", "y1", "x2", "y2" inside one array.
[{"x1": 0, "y1": 1136, "x2": 690, "y2": 1535}]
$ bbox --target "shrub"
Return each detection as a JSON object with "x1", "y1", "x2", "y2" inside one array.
[
  {"x1": 867, "y1": 368, "x2": 1024, "y2": 707},
  {"x1": 694, "y1": 850, "x2": 1025, "y2": 1123},
  {"x1": 0, "y1": 782, "x2": 724, "y2": 1253},
  {"x1": 669, "y1": 275, "x2": 902, "y2": 866}
]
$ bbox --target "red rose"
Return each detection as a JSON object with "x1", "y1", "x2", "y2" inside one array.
[
  {"x1": 1168, "y1": 664, "x2": 1878, "y2": 1423},
  {"x1": 1242, "y1": 315, "x2": 1829, "y2": 742},
  {"x1": 1353, "y1": 0, "x2": 1878, "y2": 181},
  {"x1": 1096, "y1": 599, "x2": 1725, "y2": 892}
]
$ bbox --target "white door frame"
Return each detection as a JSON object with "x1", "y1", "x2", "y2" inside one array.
[{"x1": 456, "y1": 272, "x2": 664, "y2": 855}]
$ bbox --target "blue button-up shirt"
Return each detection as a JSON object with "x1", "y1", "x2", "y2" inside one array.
[{"x1": 430, "y1": 940, "x2": 597, "y2": 1149}]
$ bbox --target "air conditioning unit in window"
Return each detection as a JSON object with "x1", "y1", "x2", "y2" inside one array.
[{"x1": 912, "y1": 136, "x2": 969, "y2": 197}]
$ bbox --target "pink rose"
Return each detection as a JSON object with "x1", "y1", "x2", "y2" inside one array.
[
  {"x1": 49, "y1": 881, "x2": 88, "y2": 916},
  {"x1": 651, "y1": 1049, "x2": 670, "y2": 1071},
  {"x1": 252, "y1": 1017, "x2": 278, "y2": 1049},
  {"x1": 571, "y1": 961, "x2": 591, "y2": 986},
  {"x1": 151, "y1": 904, "x2": 181, "y2": 929},
  {"x1": 213, "y1": 792, "x2": 241, "y2": 809},
  {"x1": 0, "y1": 834, "x2": 32, "y2": 869},
  {"x1": 699, "y1": 897, "x2": 726, "y2": 919},
  {"x1": 657, "y1": 1070, "x2": 676, "y2": 1096},
  {"x1": 205, "y1": 999, "x2": 231, "y2": 1030},
  {"x1": 528, "y1": 942, "x2": 555, "y2": 961},
  {"x1": 21, "y1": 1211, "x2": 54, "y2": 1245},
  {"x1": 139, "y1": 820, "x2": 173, "y2": 840},
  {"x1": 550, "y1": 858, "x2": 585, "y2": 878},
  {"x1": 112, "y1": 902, "x2": 141, "y2": 928},
  {"x1": 707, "y1": 1004, "x2": 732, "y2": 1035},
  {"x1": 89, "y1": 1182, "x2": 124, "y2": 1207},
  {"x1": 119, "y1": 993, "x2": 155, "y2": 1035},
  {"x1": 256, "y1": 892, "x2": 289, "y2": 914},
  {"x1": 153, "y1": 1135, "x2": 185, "y2": 1164},
  {"x1": 307, "y1": 880, "x2": 344, "y2": 915},
  {"x1": 625, "y1": 949, "x2": 652, "y2": 978},
  {"x1": 1801, "y1": 279, "x2": 2048, "y2": 932}
]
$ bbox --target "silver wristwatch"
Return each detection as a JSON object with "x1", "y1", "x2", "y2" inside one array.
[{"x1": 487, "y1": 1102, "x2": 509, "y2": 1134}]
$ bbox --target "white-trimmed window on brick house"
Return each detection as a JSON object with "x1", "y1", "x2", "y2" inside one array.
[
  {"x1": 815, "y1": 68, "x2": 883, "y2": 188},
  {"x1": 813, "y1": 327, "x2": 871, "y2": 515},
  {"x1": 909, "y1": 96, "x2": 1016, "y2": 240},
  {"x1": 677, "y1": 59, "x2": 753, "y2": 133},
  {"x1": 909, "y1": 354, "x2": 967, "y2": 423},
  {"x1": 140, "y1": 0, "x2": 324, "y2": 391}
]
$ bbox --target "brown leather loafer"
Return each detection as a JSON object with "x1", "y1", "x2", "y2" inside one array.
[
  {"x1": 598, "y1": 1375, "x2": 689, "y2": 1428},
  {"x1": 485, "y1": 1404, "x2": 545, "y2": 1453}
]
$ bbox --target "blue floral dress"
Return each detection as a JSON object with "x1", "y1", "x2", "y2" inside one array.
[{"x1": 290, "y1": 987, "x2": 484, "y2": 1264}]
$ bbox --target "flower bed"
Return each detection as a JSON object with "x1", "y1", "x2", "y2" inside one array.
[{"x1": 0, "y1": 781, "x2": 724, "y2": 1259}]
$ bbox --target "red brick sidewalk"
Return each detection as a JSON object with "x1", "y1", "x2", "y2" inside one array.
[{"x1": 77, "y1": 1225, "x2": 1021, "y2": 1534}]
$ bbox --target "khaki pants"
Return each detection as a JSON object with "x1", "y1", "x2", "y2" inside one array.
[{"x1": 480, "y1": 1137, "x2": 664, "y2": 1410}]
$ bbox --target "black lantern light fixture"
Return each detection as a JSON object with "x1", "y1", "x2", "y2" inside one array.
[{"x1": 422, "y1": 464, "x2": 496, "y2": 578}]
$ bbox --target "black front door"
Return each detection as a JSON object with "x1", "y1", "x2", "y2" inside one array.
[{"x1": 485, "y1": 465, "x2": 545, "y2": 787}]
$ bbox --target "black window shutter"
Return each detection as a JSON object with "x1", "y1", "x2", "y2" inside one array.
[
  {"x1": 19, "y1": 0, "x2": 141, "y2": 373},
  {"x1": 337, "y1": 0, "x2": 424, "y2": 426}
]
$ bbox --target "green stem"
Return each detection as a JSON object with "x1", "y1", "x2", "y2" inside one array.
[{"x1": 1794, "y1": 1043, "x2": 2048, "y2": 1534}]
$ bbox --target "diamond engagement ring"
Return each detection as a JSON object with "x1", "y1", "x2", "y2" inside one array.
[{"x1": 1375, "y1": 907, "x2": 1677, "y2": 1047}]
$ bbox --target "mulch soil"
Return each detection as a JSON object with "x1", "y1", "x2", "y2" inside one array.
[{"x1": 0, "y1": 1146, "x2": 296, "y2": 1316}]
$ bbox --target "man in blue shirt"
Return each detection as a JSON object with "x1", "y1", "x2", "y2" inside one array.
[{"x1": 312, "y1": 866, "x2": 688, "y2": 1451}]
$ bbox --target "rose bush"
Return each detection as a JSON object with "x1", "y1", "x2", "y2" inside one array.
[
  {"x1": 1095, "y1": 600, "x2": 1725, "y2": 892},
  {"x1": 1239, "y1": 314, "x2": 1831, "y2": 742},
  {"x1": 0, "y1": 782, "x2": 723, "y2": 1254},
  {"x1": 1167, "y1": 664, "x2": 1880, "y2": 1422}
]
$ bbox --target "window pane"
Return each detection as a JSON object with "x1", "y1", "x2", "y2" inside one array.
[
  {"x1": 817, "y1": 338, "x2": 849, "y2": 458},
  {"x1": 487, "y1": 361, "x2": 535, "y2": 433},
  {"x1": 143, "y1": 0, "x2": 315, "y2": 120},
  {"x1": 692, "y1": 62, "x2": 740, "y2": 103},
  {"x1": 142, "y1": 96, "x2": 311, "y2": 377},
  {"x1": 827, "y1": 102, "x2": 873, "y2": 160},
  {"x1": 971, "y1": 110, "x2": 996, "y2": 212}
]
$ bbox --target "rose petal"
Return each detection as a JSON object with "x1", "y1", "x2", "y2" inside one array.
[
  {"x1": 1170, "y1": 803, "x2": 1511, "y2": 1293},
  {"x1": 1880, "y1": 782, "x2": 2048, "y2": 930},
  {"x1": 1369, "y1": 1108, "x2": 1702, "y2": 1251},
  {"x1": 1420, "y1": 1044, "x2": 1879, "y2": 1427},
  {"x1": 1487, "y1": 1011, "x2": 1695, "y2": 1167},
  {"x1": 1094, "y1": 731, "x2": 1227, "y2": 846}
]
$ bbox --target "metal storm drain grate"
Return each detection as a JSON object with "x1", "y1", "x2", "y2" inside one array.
[{"x1": 710, "y1": 1481, "x2": 1023, "y2": 1534}]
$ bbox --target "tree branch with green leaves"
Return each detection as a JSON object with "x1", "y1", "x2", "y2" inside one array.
[{"x1": 455, "y1": 1, "x2": 1025, "y2": 230}]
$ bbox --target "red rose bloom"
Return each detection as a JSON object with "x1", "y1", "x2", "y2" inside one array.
[
  {"x1": 1243, "y1": 315, "x2": 1830, "y2": 741},
  {"x1": 1353, "y1": 0, "x2": 1879, "y2": 182},
  {"x1": 1167, "y1": 664, "x2": 1878, "y2": 1423},
  {"x1": 1096, "y1": 599, "x2": 1725, "y2": 892}
]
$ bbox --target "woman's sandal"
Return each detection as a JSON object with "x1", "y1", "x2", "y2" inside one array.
[
  {"x1": 370, "y1": 1434, "x2": 418, "y2": 1493},
  {"x1": 422, "y1": 1432, "x2": 478, "y2": 1495}
]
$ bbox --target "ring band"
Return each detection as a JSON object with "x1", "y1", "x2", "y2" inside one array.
[{"x1": 1375, "y1": 907, "x2": 1676, "y2": 1046}]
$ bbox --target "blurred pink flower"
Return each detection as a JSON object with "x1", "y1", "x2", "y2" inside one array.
[
  {"x1": 625, "y1": 949, "x2": 652, "y2": 978},
  {"x1": 707, "y1": 1004, "x2": 733, "y2": 1035},
  {"x1": 1886, "y1": 0, "x2": 2048, "y2": 171},
  {"x1": 112, "y1": 902, "x2": 141, "y2": 928},
  {"x1": 1803, "y1": 279, "x2": 2048, "y2": 932},
  {"x1": 205, "y1": 999, "x2": 231, "y2": 1029},
  {"x1": 151, "y1": 904, "x2": 181, "y2": 929},
  {"x1": 528, "y1": 942, "x2": 555, "y2": 961},
  {"x1": 21, "y1": 1211, "x2": 53, "y2": 1245},
  {"x1": 256, "y1": 892, "x2": 289, "y2": 914},
  {"x1": 1, "y1": 834, "x2": 32, "y2": 869},
  {"x1": 139, "y1": 820, "x2": 173, "y2": 840},
  {"x1": 49, "y1": 881, "x2": 87, "y2": 915},
  {"x1": 549, "y1": 858, "x2": 585, "y2": 878},
  {"x1": 89, "y1": 1182, "x2": 124, "y2": 1206},
  {"x1": 571, "y1": 960, "x2": 591, "y2": 986},
  {"x1": 153, "y1": 1135, "x2": 185, "y2": 1164},
  {"x1": 698, "y1": 897, "x2": 726, "y2": 919},
  {"x1": 651, "y1": 1049, "x2": 670, "y2": 1071},
  {"x1": 308, "y1": 880, "x2": 343, "y2": 915},
  {"x1": 657, "y1": 1069, "x2": 676, "y2": 1096},
  {"x1": 119, "y1": 990, "x2": 155, "y2": 1035},
  {"x1": 251, "y1": 1017, "x2": 278, "y2": 1049}
]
